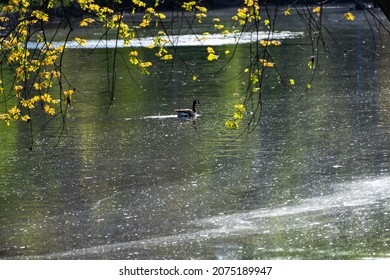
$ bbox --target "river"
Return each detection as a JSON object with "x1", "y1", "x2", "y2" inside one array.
[{"x1": 1, "y1": 5, "x2": 390, "y2": 259}]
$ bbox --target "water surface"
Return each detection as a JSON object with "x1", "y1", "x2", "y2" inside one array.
[{"x1": 1, "y1": 5, "x2": 390, "y2": 259}]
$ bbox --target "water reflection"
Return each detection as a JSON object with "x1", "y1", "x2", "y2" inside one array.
[
  {"x1": 26, "y1": 31, "x2": 304, "y2": 49},
  {"x1": 1, "y1": 6, "x2": 390, "y2": 260},
  {"x1": 15, "y1": 176, "x2": 390, "y2": 259}
]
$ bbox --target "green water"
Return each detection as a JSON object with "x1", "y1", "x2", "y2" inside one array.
[{"x1": 1, "y1": 6, "x2": 390, "y2": 259}]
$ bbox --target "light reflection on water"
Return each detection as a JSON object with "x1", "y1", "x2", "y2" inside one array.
[
  {"x1": 26, "y1": 31, "x2": 304, "y2": 49},
  {"x1": 1, "y1": 6, "x2": 390, "y2": 259},
  {"x1": 17, "y1": 177, "x2": 390, "y2": 259}
]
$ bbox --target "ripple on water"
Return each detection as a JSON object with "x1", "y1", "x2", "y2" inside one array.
[{"x1": 23, "y1": 176, "x2": 390, "y2": 259}]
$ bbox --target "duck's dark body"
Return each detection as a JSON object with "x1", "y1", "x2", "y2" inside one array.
[{"x1": 175, "y1": 99, "x2": 200, "y2": 118}]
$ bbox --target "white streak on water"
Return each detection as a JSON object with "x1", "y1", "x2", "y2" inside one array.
[
  {"x1": 26, "y1": 31, "x2": 304, "y2": 49},
  {"x1": 142, "y1": 115, "x2": 178, "y2": 119},
  {"x1": 30, "y1": 177, "x2": 390, "y2": 259},
  {"x1": 124, "y1": 114, "x2": 201, "y2": 120}
]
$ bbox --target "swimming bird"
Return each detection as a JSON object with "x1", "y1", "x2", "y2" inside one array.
[{"x1": 175, "y1": 99, "x2": 200, "y2": 119}]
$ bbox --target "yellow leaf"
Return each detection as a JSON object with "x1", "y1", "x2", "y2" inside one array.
[
  {"x1": 33, "y1": 82, "x2": 41, "y2": 90},
  {"x1": 80, "y1": 18, "x2": 95, "y2": 27},
  {"x1": 44, "y1": 104, "x2": 55, "y2": 115},
  {"x1": 8, "y1": 106, "x2": 20, "y2": 116},
  {"x1": 233, "y1": 112, "x2": 243, "y2": 119},
  {"x1": 63, "y1": 89, "x2": 74, "y2": 96},
  {"x1": 14, "y1": 85, "x2": 23, "y2": 92},
  {"x1": 129, "y1": 57, "x2": 139, "y2": 65},
  {"x1": 32, "y1": 10, "x2": 49, "y2": 22},
  {"x1": 41, "y1": 93, "x2": 53, "y2": 103},
  {"x1": 260, "y1": 59, "x2": 274, "y2": 67},
  {"x1": 75, "y1": 37, "x2": 87, "y2": 45},
  {"x1": 313, "y1": 6, "x2": 321, "y2": 13},
  {"x1": 207, "y1": 53, "x2": 219, "y2": 61},
  {"x1": 289, "y1": 79, "x2": 295, "y2": 85},
  {"x1": 234, "y1": 104, "x2": 246, "y2": 113},
  {"x1": 21, "y1": 115, "x2": 31, "y2": 122},
  {"x1": 161, "y1": 54, "x2": 173, "y2": 60},
  {"x1": 196, "y1": 6, "x2": 207, "y2": 13},
  {"x1": 207, "y1": 47, "x2": 215, "y2": 54},
  {"x1": 139, "y1": 62, "x2": 152, "y2": 68},
  {"x1": 344, "y1": 12, "x2": 356, "y2": 21},
  {"x1": 225, "y1": 120, "x2": 239, "y2": 129},
  {"x1": 182, "y1": 1, "x2": 196, "y2": 11},
  {"x1": 196, "y1": 13, "x2": 207, "y2": 23},
  {"x1": 140, "y1": 18, "x2": 150, "y2": 27}
]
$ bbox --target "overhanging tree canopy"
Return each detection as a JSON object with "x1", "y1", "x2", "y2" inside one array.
[{"x1": 0, "y1": 0, "x2": 389, "y2": 146}]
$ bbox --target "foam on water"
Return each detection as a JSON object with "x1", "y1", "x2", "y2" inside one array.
[
  {"x1": 124, "y1": 114, "x2": 201, "y2": 120},
  {"x1": 26, "y1": 31, "x2": 304, "y2": 49},
  {"x1": 199, "y1": 177, "x2": 390, "y2": 228},
  {"x1": 142, "y1": 115, "x2": 178, "y2": 119},
  {"x1": 123, "y1": 115, "x2": 177, "y2": 120},
  {"x1": 32, "y1": 176, "x2": 390, "y2": 259}
]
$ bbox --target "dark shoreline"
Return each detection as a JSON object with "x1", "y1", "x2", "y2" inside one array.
[
  {"x1": 38, "y1": 0, "x2": 379, "y2": 19},
  {"x1": 0, "y1": 0, "x2": 379, "y2": 31}
]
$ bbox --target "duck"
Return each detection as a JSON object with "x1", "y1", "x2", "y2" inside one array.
[{"x1": 175, "y1": 99, "x2": 200, "y2": 119}]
